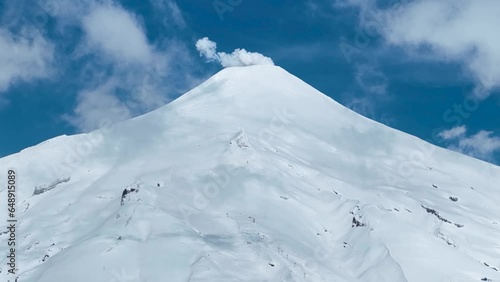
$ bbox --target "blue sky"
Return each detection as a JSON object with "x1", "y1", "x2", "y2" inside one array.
[{"x1": 0, "y1": 0, "x2": 499, "y2": 164}]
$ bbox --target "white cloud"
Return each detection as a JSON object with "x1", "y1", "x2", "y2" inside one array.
[
  {"x1": 438, "y1": 125, "x2": 467, "y2": 140},
  {"x1": 61, "y1": 2, "x2": 201, "y2": 132},
  {"x1": 196, "y1": 37, "x2": 274, "y2": 67},
  {"x1": 456, "y1": 131, "x2": 500, "y2": 161},
  {"x1": 64, "y1": 80, "x2": 132, "y2": 132},
  {"x1": 0, "y1": 0, "x2": 200, "y2": 130},
  {"x1": 82, "y1": 4, "x2": 153, "y2": 65},
  {"x1": 195, "y1": 37, "x2": 218, "y2": 61},
  {"x1": 341, "y1": 0, "x2": 500, "y2": 98},
  {"x1": 346, "y1": 64, "x2": 389, "y2": 125},
  {"x1": 439, "y1": 126, "x2": 500, "y2": 161},
  {"x1": 150, "y1": 0, "x2": 186, "y2": 29},
  {"x1": 0, "y1": 29, "x2": 54, "y2": 92},
  {"x1": 67, "y1": 38, "x2": 198, "y2": 131},
  {"x1": 167, "y1": 1, "x2": 186, "y2": 28},
  {"x1": 218, "y1": 49, "x2": 275, "y2": 68}
]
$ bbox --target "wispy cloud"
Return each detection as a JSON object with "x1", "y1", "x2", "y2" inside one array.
[
  {"x1": 63, "y1": 79, "x2": 131, "y2": 132},
  {"x1": 150, "y1": 0, "x2": 187, "y2": 29},
  {"x1": 304, "y1": 0, "x2": 337, "y2": 18},
  {"x1": 0, "y1": 29, "x2": 54, "y2": 92},
  {"x1": 344, "y1": 95, "x2": 395, "y2": 126},
  {"x1": 344, "y1": 63, "x2": 390, "y2": 125},
  {"x1": 438, "y1": 125, "x2": 467, "y2": 140},
  {"x1": 384, "y1": 0, "x2": 500, "y2": 98},
  {"x1": 354, "y1": 64, "x2": 388, "y2": 95},
  {"x1": 346, "y1": 97, "x2": 375, "y2": 118},
  {"x1": 0, "y1": 0, "x2": 202, "y2": 131},
  {"x1": 81, "y1": 4, "x2": 154, "y2": 65},
  {"x1": 59, "y1": 1, "x2": 200, "y2": 132},
  {"x1": 338, "y1": 0, "x2": 500, "y2": 98},
  {"x1": 439, "y1": 126, "x2": 500, "y2": 161}
]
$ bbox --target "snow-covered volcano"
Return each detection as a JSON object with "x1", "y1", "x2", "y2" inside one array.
[{"x1": 1, "y1": 65, "x2": 500, "y2": 282}]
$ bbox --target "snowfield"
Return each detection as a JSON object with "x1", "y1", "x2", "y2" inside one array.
[{"x1": 1, "y1": 65, "x2": 499, "y2": 282}]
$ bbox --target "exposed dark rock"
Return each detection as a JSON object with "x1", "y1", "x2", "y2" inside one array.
[
  {"x1": 120, "y1": 187, "x2": 138, "y2": 206},
  {"x1": 352, "y1": 217, "x2": 366, "y2": 227},
  {"x1": 421, "y1": 205, "x2": 465, "y2": 228},
  {"x1": 421, "y1": 205, "x2": 451, "y2": 223},
  {"x1": 33, "y1": 177, "x2": 71, "y2": 196},
  {"x1": 42, "y1": 254, "x2": 49, "y2": 262}
]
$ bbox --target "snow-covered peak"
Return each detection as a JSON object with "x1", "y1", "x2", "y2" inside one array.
[{"x1": 1, "y1": 66, "x2": 499, "y2": 282}]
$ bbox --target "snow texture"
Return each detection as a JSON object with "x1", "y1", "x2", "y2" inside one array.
[{"x1": 1, "y1": 65, "x2": 500, "y2": 282}]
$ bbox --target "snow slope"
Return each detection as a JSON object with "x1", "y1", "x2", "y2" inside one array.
[{"x1": 1, "y1": 65, "x2": 500, "y2": 282}]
